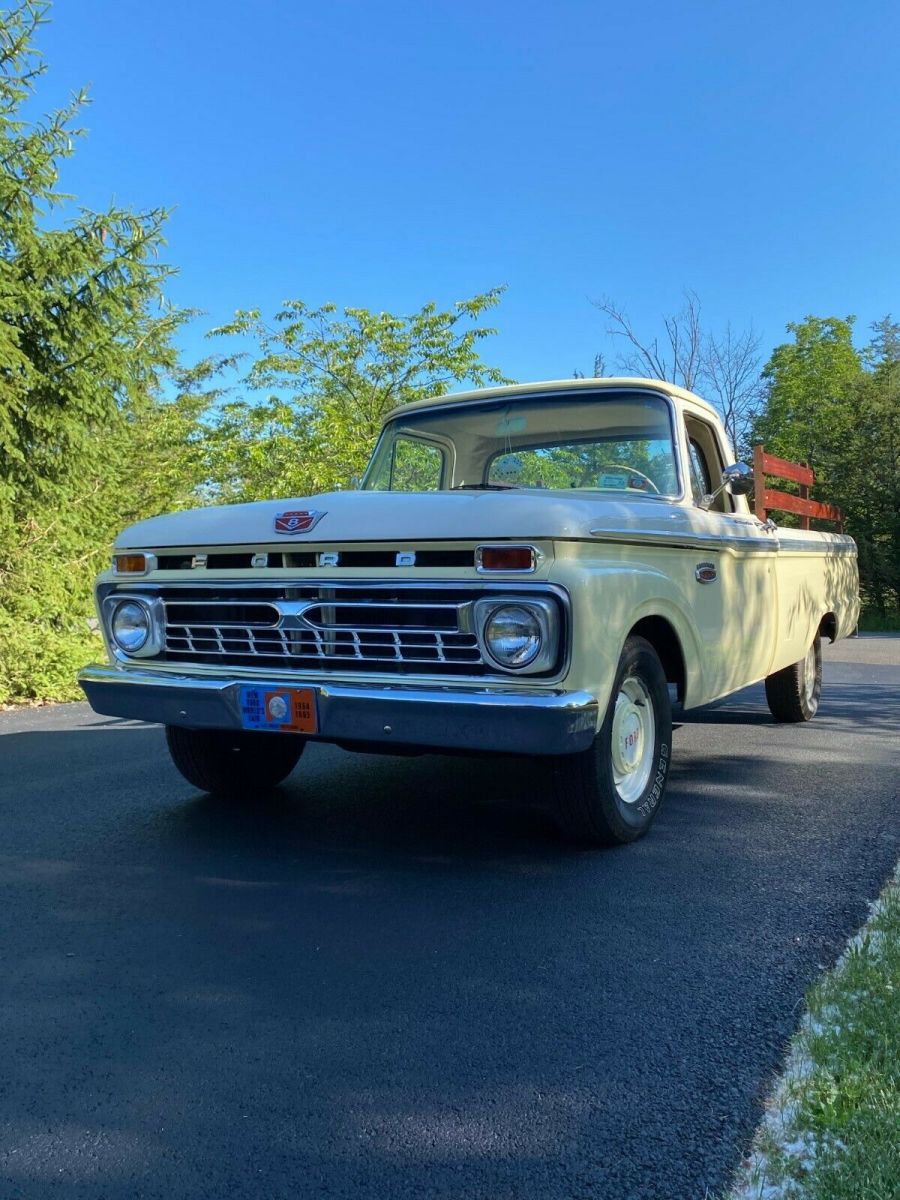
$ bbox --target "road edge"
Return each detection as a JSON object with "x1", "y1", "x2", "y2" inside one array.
[{"x1": 727, "y1": 859, "x2": 900, "y2": 1199}]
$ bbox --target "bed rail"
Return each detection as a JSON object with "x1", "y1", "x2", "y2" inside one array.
[{"x1": 752, "y1": 446, "x2": 844, "y2": 532}]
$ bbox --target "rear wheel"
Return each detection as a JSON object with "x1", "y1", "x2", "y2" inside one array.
[
  {"x1": 553, "y1": 636, "x2": 672, "y2": 846},
  {"x1": 165, "y1": 726, "x2": 305, "y2": 796},
  {"x1": 765, "y1": 633, "x2": 822, "y2": 722}
]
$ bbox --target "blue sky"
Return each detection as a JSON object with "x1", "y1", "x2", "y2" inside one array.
[{"x1": 38, "y1": 0, "x2": 900, "y2": 384}]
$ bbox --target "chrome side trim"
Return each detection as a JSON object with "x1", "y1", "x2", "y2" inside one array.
[
  {"x1": 78, "y1": 664, "x2": 599, "y2": 756},
  {"x1": 589, "y1": 527, "x2": 858, "y2": 554},
  {"x1": 589, "y1": 528, "x2": 780, "y2": 554},
  {"x1": 775, "y1": 537, "x2": 858, "y2": 555}
]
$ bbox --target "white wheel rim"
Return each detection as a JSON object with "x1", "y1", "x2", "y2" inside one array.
[
  {"x1": 610, "y1": 675, "x2": 656, "y2": 805},
  {"x1": 804, "y1": 642, "x2": 818, "y2": 704}
]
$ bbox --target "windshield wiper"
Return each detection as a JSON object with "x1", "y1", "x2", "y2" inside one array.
[{"x1": 450, "y1": 483, "x2": 520, "y2": 491}]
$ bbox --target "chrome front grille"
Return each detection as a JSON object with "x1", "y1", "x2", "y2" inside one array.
[
  {"x1": 165, "y1": 624, "x2": 482, "y2": 666},
  {"x1": 158, "y1": 585, "x2": 489, "y2": 676}
]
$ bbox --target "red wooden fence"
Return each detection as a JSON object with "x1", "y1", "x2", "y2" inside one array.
[{"x1": 752, "y1": 445, "x2": 844, "y2": 532}]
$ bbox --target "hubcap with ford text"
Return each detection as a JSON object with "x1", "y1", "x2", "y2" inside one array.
[{"x1": 610, "y1": 675, "x2": 656, "y2": 804}]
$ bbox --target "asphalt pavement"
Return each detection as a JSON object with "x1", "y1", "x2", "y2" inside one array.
[{"x1": 1, "y1": 636, "x2": 898, "y2": 1200}]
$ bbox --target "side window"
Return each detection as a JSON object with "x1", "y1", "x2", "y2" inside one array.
[
  {"x1": 687, "y1": 439, "x2": 711, "y2": 503},
  {"x1": 389, "y1": 437, "x2": 444, "y2": 491},
  {"x1": 685, "y1": 417, "x2": 732, "y2": 512}
]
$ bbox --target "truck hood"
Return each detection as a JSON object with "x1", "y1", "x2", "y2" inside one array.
[{"x1": 116, "y1": 489, "x2": 689, "y2": 549}]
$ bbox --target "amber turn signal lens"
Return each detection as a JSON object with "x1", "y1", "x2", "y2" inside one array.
[
  {"x1": 113, "y1": 554, "x2": 148, "y2": 574},
  {"x1": 478, "y1": 546, "x2": 535, "y2": 571}
]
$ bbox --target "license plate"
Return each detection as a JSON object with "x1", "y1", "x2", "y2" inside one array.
[{"x1": 239, "y1": 685, "x2": 318, "y2": 734}]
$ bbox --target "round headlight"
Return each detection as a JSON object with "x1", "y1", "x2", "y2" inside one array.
[
  {"x1": 111, "y1": 600, "x2": 150, "y2": 654},
  {"x1": 483, "y1": 604, "x2": 542, "y2": 668}
]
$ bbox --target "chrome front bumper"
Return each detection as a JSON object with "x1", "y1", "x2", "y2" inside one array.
[{"x1": 78, "y1": 664, "x2": 599, "y2": 756}]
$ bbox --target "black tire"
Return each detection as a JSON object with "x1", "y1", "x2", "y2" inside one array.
[
  {"x1": 553, "y1": 636, "x2": 672, "y2": 846},
  {"x1": 765, "y1": 633, "x2": 822, "y2": 722},
  {"x1": 165, "y1": 725, "x2": 305, "y2": 797}
]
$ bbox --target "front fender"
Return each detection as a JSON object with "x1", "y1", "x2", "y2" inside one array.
[{"x1": 551, "y1": 554, "x2": 708, "y2": 716}]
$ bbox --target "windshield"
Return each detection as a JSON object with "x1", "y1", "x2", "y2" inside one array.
[{"x1": 362, "y1": 390, "x2": 681, "y2": 497}]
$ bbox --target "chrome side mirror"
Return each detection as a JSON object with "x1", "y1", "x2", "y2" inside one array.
[
  {"x1": 699, "y1": 462, "x2": 754, "y2": 509},
  {"x1": 723, "y1": 462, "x2": 754, "y2": 496}
]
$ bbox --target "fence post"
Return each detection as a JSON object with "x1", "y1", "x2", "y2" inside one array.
[
  {"x1": 799, "y1": 463, "x2": 811, "y2": 531},
  {"x1": 752, "y1": 444, "x2": 767, "y2": 523}
]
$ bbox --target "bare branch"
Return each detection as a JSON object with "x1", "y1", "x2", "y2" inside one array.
[
  {"x1": 700, "y1": 323, "x2": 763, "y2": 454},
  {"x1": 591, "y1": 291, "x2": 763, "y2": 453},
  {"x1": 592, "y1": 291, "x2": 703, "y2": 388}
]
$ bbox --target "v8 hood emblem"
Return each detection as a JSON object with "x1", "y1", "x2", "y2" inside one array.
[{"x1": 274, "y1": 509, "x2": 326, "y2": 534}]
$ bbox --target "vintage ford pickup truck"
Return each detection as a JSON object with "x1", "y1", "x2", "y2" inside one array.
[{"x1": 79, "y1": 379, "x2": 859, "y2": 845}]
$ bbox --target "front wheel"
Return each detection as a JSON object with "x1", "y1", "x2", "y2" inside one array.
[
  {"x1": 165, "y1": 725, "x2": 305, "y2": 797},
  {"x1": 765, "y1": 633, "x2": 822, "y2": 722},
  {"x1": 553, "y1": 636, "x2": 672, "y2": 846}
]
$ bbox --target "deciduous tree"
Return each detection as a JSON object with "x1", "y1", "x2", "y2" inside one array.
[{"x1": 207, "y1": 292, "x2": 512, "y2": 501}]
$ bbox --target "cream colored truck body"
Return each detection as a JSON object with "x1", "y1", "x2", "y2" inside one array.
[{"x1": 79, "y1": 379, "x2": 859, "y2": 778}]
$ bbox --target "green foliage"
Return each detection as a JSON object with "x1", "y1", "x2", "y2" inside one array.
[
  {"x1": 0, "y1": 370, "x2": 220, "y2": 702},
  {"x1": 206, "y1": 293, "x2": 512, "y2": 501},
  {"x1": 753, "y1": 317, "x2": 863, "y2": 469},
  {"x1": 754, "y1": 316, "x2": 900, "y2": 614},
  {"x1": 0, "y1": 2, "x2": 207, "y2": 702}
]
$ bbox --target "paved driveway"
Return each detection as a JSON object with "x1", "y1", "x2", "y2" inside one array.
[{"x1": 1, "y1": 637, "x2": 897, "y2": 1199}]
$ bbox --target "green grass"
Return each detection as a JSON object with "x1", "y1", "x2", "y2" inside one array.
[{"x1": 732, "y1": 867, "x2": 900, "y2": 1199}]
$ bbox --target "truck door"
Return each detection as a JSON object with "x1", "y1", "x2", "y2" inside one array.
[{"x1": 682, "y1": 413, "x2": 778, "y2": 697}]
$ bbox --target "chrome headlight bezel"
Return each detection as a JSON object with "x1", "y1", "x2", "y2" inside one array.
[
  {"x1": 101, "y1": 594, "x2": 165, "y2": 659},
  {"x1": 473, "y1": 595, "x2": 560, "y2": 674}
]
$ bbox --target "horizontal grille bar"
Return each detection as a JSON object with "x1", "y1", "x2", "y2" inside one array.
[{"x1": 165, "y1": 602, "x2": 281, "y2": 628}]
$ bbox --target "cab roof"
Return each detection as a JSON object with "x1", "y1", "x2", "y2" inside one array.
[{"x1": 382, "y1": 376, "x2": 720, "y2": 425}]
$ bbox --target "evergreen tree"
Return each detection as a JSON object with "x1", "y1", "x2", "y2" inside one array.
[{"x1": 0, "y1": 2, "x2": 197, "y2": 700}]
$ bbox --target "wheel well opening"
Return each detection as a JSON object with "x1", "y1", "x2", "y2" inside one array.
[
  {"x1": 629, "y1": 616, "x2": 686, "y2": 702},
  {"x1": 819, "y1": 612, "x2": 838, "y2": 643}
]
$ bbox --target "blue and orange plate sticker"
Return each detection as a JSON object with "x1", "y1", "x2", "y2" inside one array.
[{"x1": 239, "y1": 686, "x2": 318, "y2": 733}]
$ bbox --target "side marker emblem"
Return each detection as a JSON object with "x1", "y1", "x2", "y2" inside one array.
[{"x1": 695, "y1": 562, "x2": 718, "y2": 584}]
